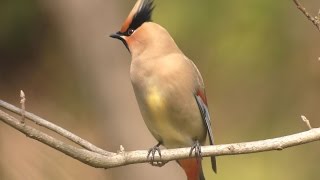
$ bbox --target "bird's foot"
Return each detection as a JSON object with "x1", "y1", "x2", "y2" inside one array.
[
  {"x1": 189, "y1": 140, "x2": 202, "y2": 159},
  {"x1": 147, "y1": 143, "x2": 166, "y2": 167}
]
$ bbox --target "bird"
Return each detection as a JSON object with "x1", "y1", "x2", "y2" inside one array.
[{"x1": 110, "y1": 0, "x2": 217, "y2": 179}]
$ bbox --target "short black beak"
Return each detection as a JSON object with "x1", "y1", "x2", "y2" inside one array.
[
  {"x1": 110, "y1": 32, "x2": 123, "y2": 40},
  {"x1": 109, "y1": 31, "x2": 130, "y2": 52}
]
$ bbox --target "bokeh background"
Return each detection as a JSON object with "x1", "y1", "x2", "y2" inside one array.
[{"x1": 0, "y1": 0, "x2": 319, "y2": 179}]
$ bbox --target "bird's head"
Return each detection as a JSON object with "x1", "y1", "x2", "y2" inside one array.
[{"x1": 110, "y1": 0, "x2": 180, "y2": 58}]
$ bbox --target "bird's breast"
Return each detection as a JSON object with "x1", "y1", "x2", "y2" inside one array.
[{"x1": 130, "y1": 55, "x2": 206, "y2": 148}]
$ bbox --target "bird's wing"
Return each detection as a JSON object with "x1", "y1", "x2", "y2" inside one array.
[
  {"x1": 195, "y1": 92, "x2": 217, "y2": 173},
  {"x1": 187, "y1": 57, "x2": 214, "y2": 145},
  {"x1": 187, "y1": 57, "x2": 217, "y2": 173},
  {"x1": 195, "y1": 92, "x2": 214, "y2": 145}
]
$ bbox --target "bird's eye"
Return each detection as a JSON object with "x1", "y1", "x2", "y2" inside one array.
[{"x1": 127, "y1": 28, "x2": 135, "y2": 35}]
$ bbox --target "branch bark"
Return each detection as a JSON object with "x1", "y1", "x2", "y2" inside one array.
[
  {"x1": 293, "y1": 0, "x2": 320, "y2": 31},
  {"x1": 0, "y1": 100, "x2": 320, "y2": 169}
]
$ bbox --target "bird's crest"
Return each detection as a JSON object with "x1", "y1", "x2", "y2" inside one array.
[{"x1": 120, "y1": 0, "x2": 154, "y2": 33}]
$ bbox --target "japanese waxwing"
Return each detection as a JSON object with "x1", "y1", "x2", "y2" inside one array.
[{"x1": 110, "y1": 0, "x2": 217, "y2": 179}]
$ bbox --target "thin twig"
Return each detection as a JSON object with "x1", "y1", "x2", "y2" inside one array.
[
  {"x1": 20, "y1": 90, "x2": 26, "y2": 123},
  {"x1": 301, "y1": 115, "x2": 312, "y2": 130},
  {"x1": 0, "y1": 102, "x2": 320, "y2": 169},
  {"x1": 293, "y1": 0, "x2": 320, "y2": 31},
  {"x1": 0, "y1": 100, "x2": 111, "y2": 156}
]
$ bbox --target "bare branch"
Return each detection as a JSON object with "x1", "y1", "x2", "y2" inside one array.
[
  {"x1": 0, "y1": 109, "x2": 115, "y2": 167},
  {"x1": 0, "y1": 100, "x2": 320, "y2": 169},
  {"x1": 0, "y1": 100, "x2": 111, "y2": 156},
  {"x1": 293, "y1": 0, "x2": 320, "y2": 31}
]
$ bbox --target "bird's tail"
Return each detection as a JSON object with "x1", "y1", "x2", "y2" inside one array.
[{"x1": 177, "y1": 158, "x2": 205, "y2": 180}]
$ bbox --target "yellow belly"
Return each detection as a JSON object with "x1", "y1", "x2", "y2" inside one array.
[
  {"x1": 145, "y1": 86, "x2": 196, "y2": 148},
  {"x1": 147, "y1": 86, "x2": 165, "y2": 112}
]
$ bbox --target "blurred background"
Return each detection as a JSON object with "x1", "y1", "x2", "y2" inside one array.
[{"x1": 0, "y1": 0, "x2": 319, "y2": 179}]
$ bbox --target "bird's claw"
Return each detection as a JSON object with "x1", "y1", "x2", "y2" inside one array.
[
  {"x1": 189, "y1": 140, "x2": 202, "y2": 159},
  {"x1": 147, "y1": 145, "x2": 161, "y2": 161},
  {"x1": 147, "y1": 144, "x2": 166, "y2": 167}
]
